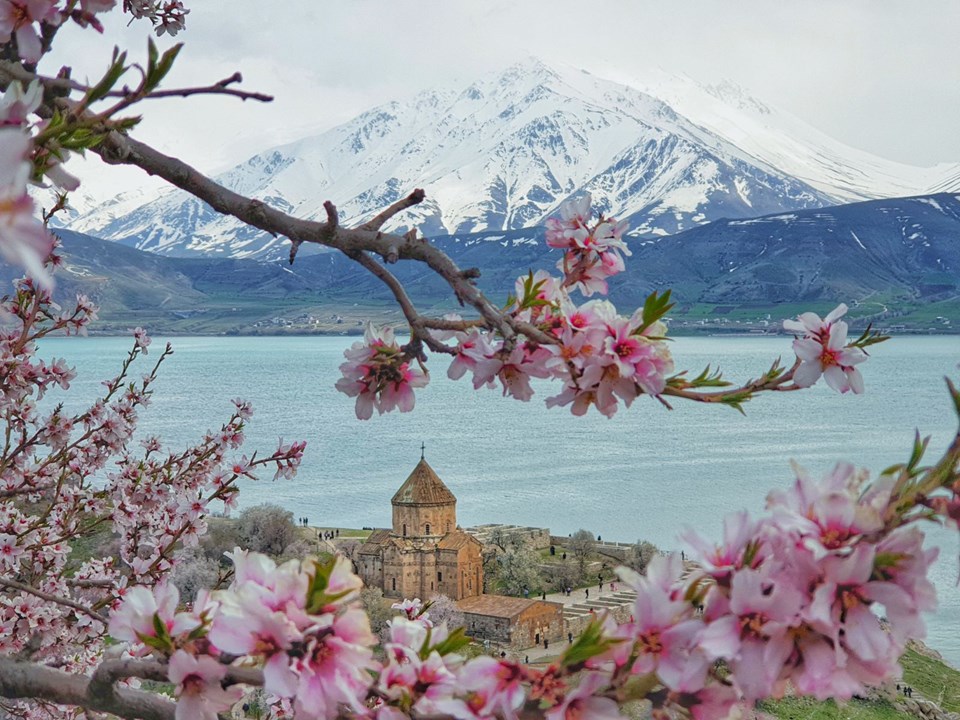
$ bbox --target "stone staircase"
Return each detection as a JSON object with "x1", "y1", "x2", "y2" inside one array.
[{"x1": 563, "y1": 590, "x2": 637, "y2": 636}]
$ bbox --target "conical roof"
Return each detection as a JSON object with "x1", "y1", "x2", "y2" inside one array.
[{"x1": 391, "y1": 459, "x2": 457, "y2": 506}]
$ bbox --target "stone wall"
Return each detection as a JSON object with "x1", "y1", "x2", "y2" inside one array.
[
  {"x1": 393, "y1": 503, "x2": 456, "y2": 538},
  {"x1": 468, "y1": 524, "x2": 552, "y2": 551}
]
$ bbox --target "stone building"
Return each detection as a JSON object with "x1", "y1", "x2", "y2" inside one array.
[
  {"x1": 356, "y1": 458, "x2": 483, "y2": 601},
  {"x1": 458, "y1": 595, "x2": 564, "y2": 649}
]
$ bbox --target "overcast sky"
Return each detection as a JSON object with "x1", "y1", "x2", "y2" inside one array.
[{"x1": 47, "y1": 1, "x2": 960, "y2": 198}]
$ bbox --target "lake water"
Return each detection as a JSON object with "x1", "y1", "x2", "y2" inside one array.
[{"x1": 36, "y1": 334, "x2": 960, "y2": 662}]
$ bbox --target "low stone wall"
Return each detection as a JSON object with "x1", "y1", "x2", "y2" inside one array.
[
  {"x1": 899, "y1": 697, "x2": 960, "y2": 720},
  {"x1": 467, "y1": 524, "x2": 552, "y2": 551}
]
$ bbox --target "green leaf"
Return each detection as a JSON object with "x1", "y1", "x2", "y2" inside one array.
[
  {"x1": 431, "y1": 627, "x2": 472, "y2": 657},
  {"x1": 561, "y1": 618, "x2": 622, "y2": 669},
  {"x1": 690, "y1": 365, "x2": 730, "y2": 388},
  {"x1": 847, "y1": 323, "x2": 890, "y2": 351},
  {"x1": 948, "y1": 377, "x2": 960, "y2": 420},
  {"x1": 719, "y1": 391, "x2": 752, "y2": 415},
  {"x1": 144, "y1": 42, "x2": 183, "y2": 93},
  {"x1": 86, "y1": 48, "x2": 129, "y2": 104},
  {"x1": 633, "y1": 290, "x2": 675, "y2": 336}
]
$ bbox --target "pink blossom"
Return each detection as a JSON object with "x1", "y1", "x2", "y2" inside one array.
[
  {"x1": 545, "y1": 671, "x2": 621, "y2": 720},
  {"x1": 0, "y1": 0, "x2": 61, "y2": 63},
  {"x1": 108, "y1": 582, "x2": 199, "y2": 644},
  {"x1": 784, "y1": 304, "x2": 867, "y2": 393},
  {"x1": 133, "y1": 327, "x2": 151, "y2": 353},
  {"x1": 624, "y1": 569, "x2": 707, "y2": 691},
  {"x1": 436, "y1": 656, "x2": 527, "y2": 720},
  {"x1": 698, "y1": 566, "x2": 803, "y2": 701},
  {"x1": 168, "y1": 650, "x2": 243, "y2": 720},
  {"x1": 336, "y1": 323, "x2": 429, "y2": 419},
  {"x1": 292, "y1": 607, "x2": 378, "y2": 719},
  {"x1": 0, "y1": 533, "x2": 23, "y2": 569},
  {"x1": 0, "y1": 80, "x2": 41, "y2": 126},
  {"x1": 0, "y1": 128, "x2": 54, "y2": 284}
]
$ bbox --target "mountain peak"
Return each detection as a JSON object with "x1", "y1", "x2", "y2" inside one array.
[{"x1": 64, "y1": 61, "x2": 960, "y2": 260}]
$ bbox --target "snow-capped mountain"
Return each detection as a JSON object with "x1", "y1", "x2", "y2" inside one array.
[{"x1": 66, "y1": 58, "x2": 960, "y2": 259}]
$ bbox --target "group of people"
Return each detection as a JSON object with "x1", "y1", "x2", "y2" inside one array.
[
  {"x1": 318, "y1": 528, "x2": 339, "y2": 540},
  {"x1": 897, "y1": 685, "x2": 916, "y2": 698},
  {"x1": 298, "y1": 517, "x2": 310, "y2": 527}
]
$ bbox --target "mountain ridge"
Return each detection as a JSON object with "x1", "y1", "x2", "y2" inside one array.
[
  {"x1": 60, "y1": 59, "x2": 959, "y2": 261},
  {"x1": 11, "y1": 191, "x2": 956, "y2": 335}
]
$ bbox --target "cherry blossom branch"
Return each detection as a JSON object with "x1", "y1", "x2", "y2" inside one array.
[
  {"x1": 660, "y1": 358, "x2": 802, "y2": 408},
  {"x1": 0, "y1": 577, "x2": 107, "y2": 625},
  {"x1": 346, "y1": 248, "x2": 457, "y2": 356},
  {"x1": 0, "y1": 656, "x2": 175, "y2": 720}
]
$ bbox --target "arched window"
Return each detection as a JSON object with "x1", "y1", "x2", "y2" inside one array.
[
  {"x1": 425, "y1": 523, "x2": 431, "y2": 535},
  {"x1": 392, "y1": 578, "x2": 396, "y2": 591},
  {"x1": 402, "y1": 524, "x2": 406, "y2": 537},
  {"x1": 438, "y1": 571, "x2": 443, "y2": 582}
]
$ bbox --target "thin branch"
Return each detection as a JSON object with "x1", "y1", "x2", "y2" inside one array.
[
  {"x1": 0, "y1": 64, "x2": 271, "y2": 103},
  {"x1": 360, "y1": 189, "x2": 426, "y2": 232},
  {"x1": 0, "y1": 577, "x2": 108, "y2": 625},
  {"x1": 134, "y1": 72, "x2": 273, "y2": 102},
  {"x1": 346, "y1": 250, "x2": 457, "y2": 356}
]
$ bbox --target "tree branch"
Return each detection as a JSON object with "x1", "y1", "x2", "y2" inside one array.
[
  {"x1": 0, "y1": 656, "x2": 175, "y2": 720},
  {"x1": 360, "y1": 188, "x2": 426, "y2": 232},
  {"x1": 345, "y1": 250, "x2": 457, "y2": 356},
  {"x1": 0, "y1": 577, "x2": 107, "y2": 625}
]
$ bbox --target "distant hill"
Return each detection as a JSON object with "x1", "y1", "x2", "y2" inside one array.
[{"x1": 3, "y1": 193, "x2": 957, "y2": 334}]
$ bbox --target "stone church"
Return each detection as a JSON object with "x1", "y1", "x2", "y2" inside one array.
[{"x1": 356, "y1": 457, "x2": 484, "y2": 600}]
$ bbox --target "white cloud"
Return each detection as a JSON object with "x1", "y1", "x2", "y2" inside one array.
[{"x1": 44, "y1": 0, "x2": 960, "y2": 202}]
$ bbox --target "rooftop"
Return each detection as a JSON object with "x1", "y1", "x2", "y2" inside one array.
[
  {"x1": 457, "y1": 594, "x2": 562, "y2": 620},
  {"x1": 391, "y1": 458, "x2": 457, "y2": 506}
]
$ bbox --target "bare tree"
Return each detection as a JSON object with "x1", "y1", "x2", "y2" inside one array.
[
  {"x1": 488, "y1": 527, "x2": 524, "y2": 553},
  {"x1": 169, "y1": 547, "x2": 219, "y2": 602},
  {"x1": 237, "y1": 504, "x2": 298, "y2": 557},
  {"x1": 624, "y1": 540, "x2": 659, "y2": 574},
  {"x1": 493, "y1": 549, "x2": 543, "y2": 597},
  {"x1": 568, "y1": 529, "x2": 596, "y2": 581},
  {"x1": 360, "y1": 587, "x2": 394, "y2": 642},
  {"x1": 426, "y1": 594, "x2": 464, "y2": 630}
]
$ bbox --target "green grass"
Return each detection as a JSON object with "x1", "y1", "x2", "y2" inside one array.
[
  {"x1": 759, "y1": 648, "x2": 960, "y2": 720},
  {"x1": 310, "y1": 526, "x2": 372, "y2": 539},
  {"x1": 901, "y1": 647, "x2": 960, "y2": 712},
  {"x1": 759, "y1": 697, "x2": 908, "y2": 720}
]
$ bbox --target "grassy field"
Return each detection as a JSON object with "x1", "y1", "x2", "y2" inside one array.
[
  {"x1": 760, "y1": 697, "x2": 908, "y2": 720},
  {"x1": 759, "y1": 645, "x2": 960, "y2": 720},
  {"x1": 901, "y1": 647, "x2": 960, "y2": 712}
]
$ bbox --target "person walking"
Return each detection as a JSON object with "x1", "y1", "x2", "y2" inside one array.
[{"x1": 568, "y1": 632, "x2": 573, "y2": 644}]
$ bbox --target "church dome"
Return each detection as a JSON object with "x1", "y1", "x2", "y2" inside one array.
[{"x1": 391, "y1": 458, "x2": 457, "y2": 506}]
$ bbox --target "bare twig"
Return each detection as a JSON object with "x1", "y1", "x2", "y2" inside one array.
[
  {"x1": 360, "y1": 188, "x2": 426, "y2": 232},
  {"x1": 136, "y1": 72, "x2": 273, "y2": 102},
  {"x1": 346, "y1": 250, "x2": 457, "y2": 356},
  {"x1": 0, "y1": 577, "x2": 107, "y2": 625}
]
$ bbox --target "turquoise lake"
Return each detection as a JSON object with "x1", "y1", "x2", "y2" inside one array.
[{"x1": 35, "y1": 334, "x2": 960, "y2": 663}]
